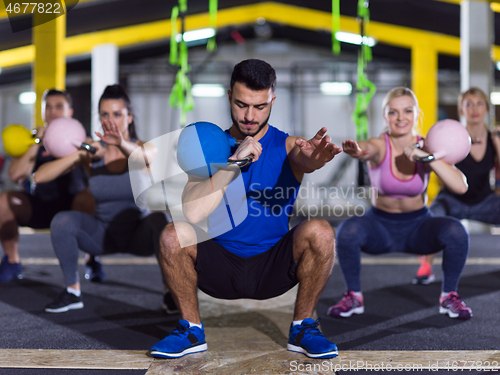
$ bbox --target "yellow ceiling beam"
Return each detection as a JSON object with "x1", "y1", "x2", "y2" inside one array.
[
  {"x1": 0, "y1": 18, "x2": 173, "y2": 69},
  {"x1": 0, "y1": 1, "x2": 499, "y2": 69},
  {"x1": 0, "y1": 45, "x2": 35, "y2": 68},
  {"x1": 438, "y1": 0, "x2": 500, "y2": 3},
  {"x1": 434, "y1": 0, "x2": 500, "y2": 13},
  {"x1": 256, "y1": 2, "x2": 462, "y2": 54},
  {"x1": 64, "y1": 18, "x2": 172, "y2": 57}
]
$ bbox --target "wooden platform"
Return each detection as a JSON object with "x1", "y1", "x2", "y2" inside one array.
[
  {"x1": 1, "y1": 286, "x2": 499, "y2": 374},
  {"x1": 1, "y1": 348, "x2": 499, "y2": 373},
  {"x1": 3, "y1": 229, "x2": 500, "y2": 375}
]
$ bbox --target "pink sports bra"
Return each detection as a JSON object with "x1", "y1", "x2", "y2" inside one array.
[{"x1": 368, "y1": 133, "x2": 429, "y2": 198}]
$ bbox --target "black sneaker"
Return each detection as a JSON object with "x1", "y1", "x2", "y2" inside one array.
[
  {"x1": 163, "y1": 290, "x2": 180, "y2": 314},
  {"x1": 45, "y1": 290, "x2": 84, "y2": 313},
  {"x1": 84, "y1": 256, "x2": 106, "y2": 283}
]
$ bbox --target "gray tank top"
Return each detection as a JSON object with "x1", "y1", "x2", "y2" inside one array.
[{"x1": 89, "y1": 143, "x2": 149, "y2": 226}]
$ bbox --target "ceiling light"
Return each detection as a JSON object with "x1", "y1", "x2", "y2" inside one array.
[
  {"x1": 490, "y1": 92, "x2": 500, "y2": 105},
  {"x1": 176, "y1": 28, "x2": 216, "y2": 43},
  {"x1": 192, "y1": 84, "x2": 225, "y2": 97},
  {"x1": 320, "y1": 82, "x2": 352, "y2": 96},
  {"x1": 335, "y1": 31, "x2": 376, "y2": 47},
  {"x1": 19, "y1": 91, "x2": 36, "y2": 104}
]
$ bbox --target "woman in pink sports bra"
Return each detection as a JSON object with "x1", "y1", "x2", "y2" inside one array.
[{"x1": 327, "y1": 87, "x2": 473, "y2": 320}]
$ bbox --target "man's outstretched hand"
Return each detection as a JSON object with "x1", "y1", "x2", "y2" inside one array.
[
  {"x1": 294, "y1": 127, "x2": 342, "y2": 173},
  {"x1": 295, "y1": 127, "x2": 342, "y2": 170}
]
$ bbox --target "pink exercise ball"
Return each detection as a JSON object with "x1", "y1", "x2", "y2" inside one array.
[
  {"x1": 43, "y1": 117, "x2": 87, "y2": 158},
  {"x1": 424, "y1": 119, "x2": 471, "y2": 164}
]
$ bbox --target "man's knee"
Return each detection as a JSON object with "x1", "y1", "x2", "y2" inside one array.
[
  {"x1": 160, "y1": 223, "x2": 177, "y2": 250},
  {"x1": 0, "y1": 193, "x2": 18, "y2": 239},
  {"x1": 0, "y1": 193, "x2": 10, "y2": 218},
  {"x1": 159, "y1": 222, "x2": 197, "y2": 256},
  {"x1": 295, "y1": 219, "x2": 335, "y2": 258},
  {"x1": 0, "y1": 192, "x2": 31, "y2": 226},
  {"x1": 297, "y1": 218, "x2": 334, "y2": 242}
]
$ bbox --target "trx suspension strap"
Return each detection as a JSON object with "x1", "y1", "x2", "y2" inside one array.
[
  {"x1": 352, "y1": 0, "x2": 376, "y2": 186},
  {"x1": 207, "y1": 0, "x2": 218, "y2": 51},
  {"x1": 332, "y1": 0, "x2": 340, "y2": 55},
  {"x1": 169, "y1": 0, "x2": 193, "y2": 126},
  {"x1": 351, "y1": 0, "x2": 376, "y2": 142},
  {"x1": 169, "y1": 1, "x2": 218, "y2": 125}
]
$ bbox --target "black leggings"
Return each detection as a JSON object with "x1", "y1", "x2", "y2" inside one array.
[
  {"x1": 50, "y1": 210, "x2": 168, "y2": 286},
  {"x1": 336, "y1": 207, "x2": 469, "y2": 293}
]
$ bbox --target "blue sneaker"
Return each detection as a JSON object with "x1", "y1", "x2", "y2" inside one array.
[
  {"x1": 0, "y1": 255, "x2": 22, "y2": 282},
  {"x1": 287, "y1": 318, "x2": 338, "y2": 359},
  {"x1": 151, "y1": 320, "x2": 207, "y2": 358},
  {"x1": 84, "y1": 256, "x2": 106, "y2": 283}
]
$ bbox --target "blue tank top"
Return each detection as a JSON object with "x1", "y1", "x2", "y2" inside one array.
[
  {"x1": 208, "y1": 125, "x2": 301, "y2": 257},
  {"x1": 89, "y1": 142, "x2": 149, "y2": 226}
]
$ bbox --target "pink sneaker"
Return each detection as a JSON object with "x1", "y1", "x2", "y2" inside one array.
[
  {"x1": 439, "y1": 292, "x2": 472, "y2": 319},
  {"x1": 327, "y1": 291, "x2": 364, "y2": 318},
  {"x1": 412, "y1": 256, "x2": 435, "y2": 285}
]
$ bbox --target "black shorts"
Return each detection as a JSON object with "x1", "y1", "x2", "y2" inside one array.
[
  {"x1": 195, "y1": 225, "x2": 298, "y2": 300},
  {"x1": 25, "y1": 193, "x2": 74, "y2": 229}
]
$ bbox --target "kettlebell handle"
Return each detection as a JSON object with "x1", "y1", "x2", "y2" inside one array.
[
  {"x1": 414, "y1": 154, "x2": 436, "y2": 163},
  {"x1": 227, "y1": 157, "x2": 253, "y2": 168},
  {"x1": 79, "y1": 143, "x2": 97, "y2": 154},
  {"x1": 412, "y1": 142, "x2": 436, "y2": 163},
  {"x1": 227, "y1": 139, "x2": 253, "y2": 168},
  {"x1": 30, "y1": 129, "x2": 41, "y2": 144}
]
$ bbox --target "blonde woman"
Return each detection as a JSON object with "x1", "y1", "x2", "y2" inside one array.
[{"x1": 328, "y1": 87, "x2": 472, "y2": 320}]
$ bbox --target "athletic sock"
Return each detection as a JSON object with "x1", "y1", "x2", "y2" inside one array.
[
  {"x1": 67, "y1": 287, "x2": 81, "y2": 297},
  {"x1": 188, "y1": 322, "x2": 202, "y2": 329},
  {"x1": 292, "y1": 320, "x2": 303, "y2": 326}
]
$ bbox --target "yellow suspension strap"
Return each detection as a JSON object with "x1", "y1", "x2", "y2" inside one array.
[
  {"x1": 351, "y1": 0, "x2": 376, "y2": 142},
  {"x1": 169, "y1": 0, "x2": 194, "y2": 126}
]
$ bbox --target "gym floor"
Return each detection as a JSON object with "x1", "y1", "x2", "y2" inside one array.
[{"x1": 0, "y1": 221, "x2": 499, "y2": 374}]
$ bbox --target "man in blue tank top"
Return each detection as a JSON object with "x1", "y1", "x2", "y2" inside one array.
[{"x1": 151, "y1": 59, "x2": 342, "y2": 359}]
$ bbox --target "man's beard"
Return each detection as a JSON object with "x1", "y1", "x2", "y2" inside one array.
[{"x1": 231, "y1": 109, "x2": 271, "y2": 137}]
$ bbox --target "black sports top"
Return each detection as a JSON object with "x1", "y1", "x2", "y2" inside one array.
[
  {"x1": 444, "y1": 132, "x2": 496, "y2": 205},
  {"x1": 32, "y1": 146, "x2": 88, "y2": 201}
]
